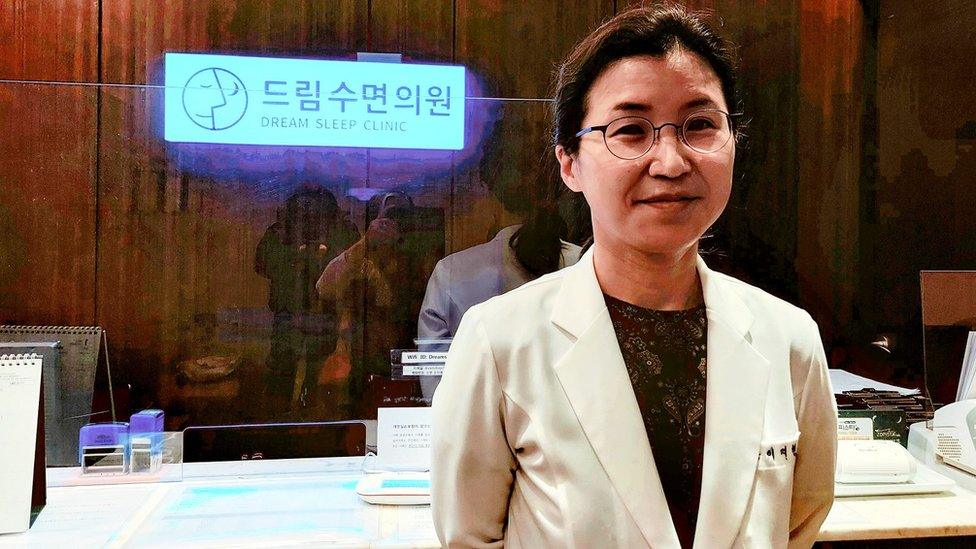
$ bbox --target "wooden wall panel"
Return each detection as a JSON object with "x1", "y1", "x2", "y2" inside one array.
[
  {"x1": 453, "y1": 0, "x2": 613, "y2": 256},
  {"x1": 866, "y1": 0, "x2": 976, "y2": 362},
  {"x1": 0, "y1": 0, "x2": 98, "y2": 326},
  {"x1": 707, "y1": 0, "x2": 801, "y2": 308},
  {"x1": 369, "y1": 0, "x2": 454, "y2": 61},
  {"x1": 450, "y1": 100, "x2": 550, "y2": 253},
  {"x1": 456, "y1": 0, "x2": 614, "y2": 99},
  {"x1": 0, "y1": 0, "x2": 99, "y2": 81},
  {"x1": 101, "y1": 0, "x2": 368, "y2": 85},
  {"x1": 796, "y1": 0, "x2": 864, "y2": 346},
  {"x1": 0, "y1": 85, "x2": 99, "y2": 325}
]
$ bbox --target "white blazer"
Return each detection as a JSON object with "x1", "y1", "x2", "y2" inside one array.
[{"x1": 431, "y1": 248, "x2": 837, "y2": 548}]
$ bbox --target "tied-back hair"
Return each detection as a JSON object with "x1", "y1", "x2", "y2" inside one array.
[{"x1": 509, "y1": 152, "x2": 591, "y2": 278}]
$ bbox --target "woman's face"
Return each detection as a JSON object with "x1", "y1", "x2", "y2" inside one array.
[{"x1": 557, "y1": 51, "x2": 734, "y2": 257}]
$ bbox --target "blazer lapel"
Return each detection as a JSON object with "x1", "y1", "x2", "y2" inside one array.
[
  {"x1": 550, "y1": 249, "x2": 681, "y2": 548},
  {"x1": 693, "y1": 256, "x2": 771, "y2": 548}
]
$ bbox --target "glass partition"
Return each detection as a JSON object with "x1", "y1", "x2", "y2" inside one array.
[
  {"x1": 2, "y1": 6, "x2": 970, "y2": 475},
  {"x1": 0, "y1": 76, "x2": 585, "y2": 455}
]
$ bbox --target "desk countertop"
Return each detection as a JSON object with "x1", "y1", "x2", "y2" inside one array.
[
  {"x1": 2, "y1": 459, "x2": 439, "y2": 548},
  {"x1": 3, "y1": 459, "x2": 976, "y2": 547},
  {"x1": 821, "y1": 485, "x2": 976, "y2": 541}
]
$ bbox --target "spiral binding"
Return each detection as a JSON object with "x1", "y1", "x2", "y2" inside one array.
[
  {"x1": 0, "y1": 325, "x2": 101, "y2": 335},
  {"x1": 0, "y1": 352, "x2": 42, "y2": 365}
]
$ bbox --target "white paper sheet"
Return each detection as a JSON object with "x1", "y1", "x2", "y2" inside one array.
[
  {"x1": 829, "y1": 369, "x2": 920, "y2": 396},
  {"x1": 377, "y1": 407, "x2": 432, "y2": 471},
  {"x1": 958, "y1": 332, "x2": 976, "y2": 401}
]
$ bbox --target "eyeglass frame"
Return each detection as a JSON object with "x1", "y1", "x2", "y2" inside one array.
[{"x1": 573, "y1": 109, "x2": 743, "y2": 159}]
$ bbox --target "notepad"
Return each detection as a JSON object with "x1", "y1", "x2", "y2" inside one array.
[
  {"x1": 0, "y1": 353, "x2": 44, "y2": 534},
  {"x1": 0, "y1": 325, "x2": 108, "y2": 466}
]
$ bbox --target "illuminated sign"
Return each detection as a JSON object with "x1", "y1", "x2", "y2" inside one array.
[{"x1": 164, "y1": 53, "x2": 466, "y2": 150}]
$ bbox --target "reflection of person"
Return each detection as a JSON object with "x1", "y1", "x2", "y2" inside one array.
[
  {"x1": 316, "y1": 194, "x2": 409, "y2": 308},
  {"x1": 418, "y1": 226, "x2": 582, "y2": 339},
  {"x1": 255, "y1": 186, "x2": 358, "y2": 408},
  {"x1": 431, "y1": 5, "x2": 836, "y2": 548},
  {"x1": 316, "y1": 192, "x2": 434, "y2": 417},
  {"x1": 417, "y1": 222, "x2": 582, "y2": 399}
]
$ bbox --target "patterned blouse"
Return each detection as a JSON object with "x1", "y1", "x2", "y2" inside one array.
[{"x1": 604, "y1": 293, "x2": 708, "y2": 548}]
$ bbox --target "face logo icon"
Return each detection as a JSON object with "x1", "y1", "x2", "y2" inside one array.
[{"x1": 182, "y1": 68, "x2": 248, "y2": 130}]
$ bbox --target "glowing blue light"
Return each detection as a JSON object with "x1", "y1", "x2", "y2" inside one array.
[
  {"x1": 165, "y1": 53, "x2": 466, "y2": 150},
  {"x1": 380, "y1": 479, "x2": 430, "y2": 489}
]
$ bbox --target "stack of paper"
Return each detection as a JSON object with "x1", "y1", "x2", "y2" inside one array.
[
  {"x1": 828, "y1": 369, "x2": 920, "y2": 396},
  {"x1": 957, "y1": 331, "x2": 976, "y2": 401}
]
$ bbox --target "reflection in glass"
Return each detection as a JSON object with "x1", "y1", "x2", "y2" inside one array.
[
  {"x1": 417, "y1": 219, "x2": 583, "y2": 399},
  {"x1": 316, "y1": 192, "x2": 442, "y2": 417},
  {"x1": 255, "y1": 186, "x2": 359, "y2": 414}
]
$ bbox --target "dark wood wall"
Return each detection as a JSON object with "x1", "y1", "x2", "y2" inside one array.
[
  {"x1": 796, "y1": 0, "x2": 868, "y2": 346},
  {"x1": 865, "y1": 0, "x2": 976, "y2": 370},
  {"x1": 0, "y1": 0, "x2": 99, "y2": 326},
  {"x1": 2, "y1": 0, "x2": 906, "y2": 426}
]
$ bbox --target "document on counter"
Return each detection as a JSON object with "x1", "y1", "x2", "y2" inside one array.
[
  {"x1": 0, "y1": 353, "x2": 43, "y2": 534},
  {"x1": 377, "y1": 407, "x2": 432, "y2": 471},
  {"x1": 829, "y1": 369, "x2": 920, "y2": 396}
]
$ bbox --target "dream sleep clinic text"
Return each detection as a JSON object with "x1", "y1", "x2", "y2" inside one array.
[{"x1": 261, "y1": 117, "x2": 408, "y2": 131}]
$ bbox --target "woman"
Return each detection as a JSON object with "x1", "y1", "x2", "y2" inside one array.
[{"x1": 431, "y1": 4, "x2": 837, "y2": 549}]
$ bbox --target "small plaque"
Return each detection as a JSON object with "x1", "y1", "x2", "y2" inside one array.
[{"x1": 390, "y1": 349, "x2": 446, "y2": 379}]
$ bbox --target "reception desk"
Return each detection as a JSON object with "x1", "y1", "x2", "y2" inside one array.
[
  {"x1": 3, "y1": 458, "x2": 976, "y2": 547},
  {"x1": 821, "y1": 486, "x2": 976, "y2": 542}
]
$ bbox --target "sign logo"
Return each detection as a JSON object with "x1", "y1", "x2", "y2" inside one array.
[
  {"x1": 181, "y1": 68, "x2": 248, "y2": 130},
  {"x1": 165, "y1": 53, "x2": 466, "y2": 150}
]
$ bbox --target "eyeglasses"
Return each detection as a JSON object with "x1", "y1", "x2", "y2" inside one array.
[{"x1": 574, "y1": 109, "x2": 741, "y2": 159}]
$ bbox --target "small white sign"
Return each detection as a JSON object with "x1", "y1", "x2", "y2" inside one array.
[
  {"x1": 838, "y1": 417, "x2": 873, "y2": 441},
  {"x1": 377, "y1": 407, "x2": 432, "y2": 471},
  {"x1": 401, "y1": 352, "x2": 448, "y2": 364},
  {"x1": 0, "y1": 354, "x2": 43, "y2": 534}
]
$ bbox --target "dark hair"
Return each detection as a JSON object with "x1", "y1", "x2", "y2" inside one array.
[
  {"x1": 509, "y1": 150, "x2": 595, "y2": 277},
  {"x1": 282, "y1": 185, "x2": 342, "y2": 245},
  {"x1": 473, "y1": 111, "x2": 578, "y2": 278},
  {"x1": 552, "y1": 3, "x2": 742, "y2": 155}
]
